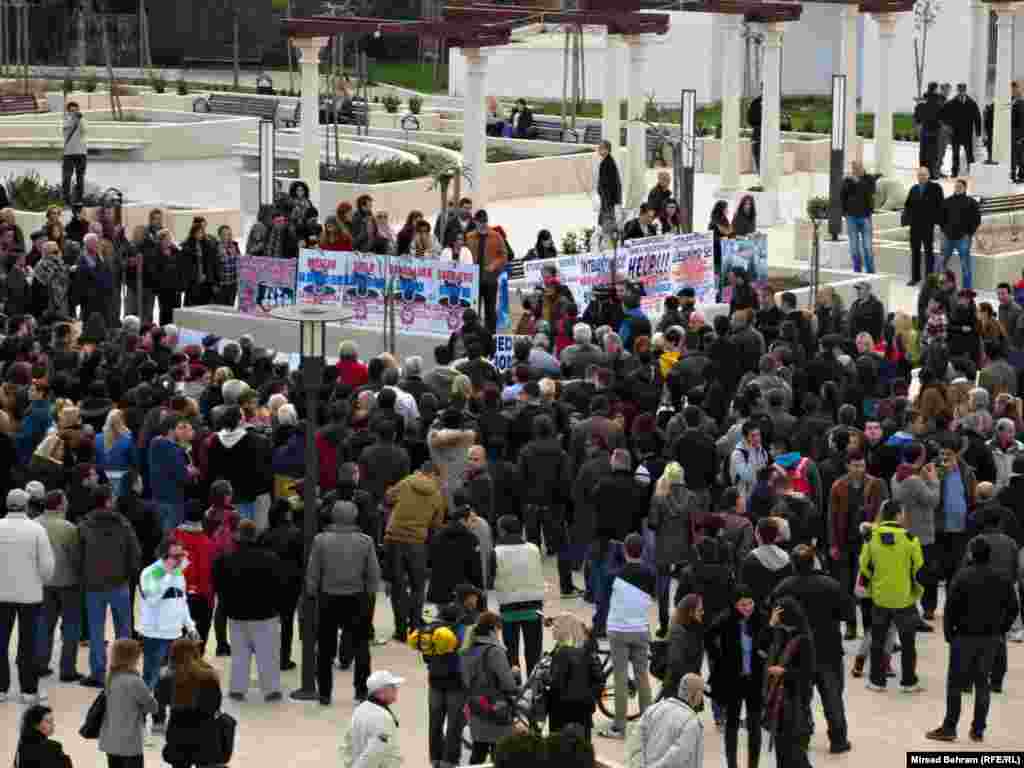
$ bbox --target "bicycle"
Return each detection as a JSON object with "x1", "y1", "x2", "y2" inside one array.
[
  {"x1": 461, "y1": 652, "x2": 551, "y2": 753},
  {"x1": 595, "y1": 639, "x2": 664, "y2": 722}
]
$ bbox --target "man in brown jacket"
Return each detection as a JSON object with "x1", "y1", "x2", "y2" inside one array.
[
  {"x1": 383, "y1": 463, "x2": 446, "y2": 640},
  {"x1": 829, "y1": 449, "x2": 886, "y2": 639},
  {"x1": 465, "y1": 209, "x2": 508, "y2": 334}
]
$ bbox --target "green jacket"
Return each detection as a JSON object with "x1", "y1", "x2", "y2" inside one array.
[{"x1": 859, "y1": 521, "x2": 923, "y2": 610}]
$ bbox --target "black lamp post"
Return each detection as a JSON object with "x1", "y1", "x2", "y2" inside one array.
[
  {"x1": 269, "y1": 305, "x2": 351, "y2": 701},
  {"x1": 680, "y1": 88, "x2": 697, "y2": 234},
  {"x1": 829, "y1": 74, "x2": 847, "y2": 241}
]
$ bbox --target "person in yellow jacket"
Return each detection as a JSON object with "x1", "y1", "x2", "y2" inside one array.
[{"x1": 859, "y1": 499, "x2": 925, "y2": 693}]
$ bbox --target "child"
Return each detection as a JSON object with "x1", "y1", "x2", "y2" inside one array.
[
  {"x1": 172, "y1": 502, "x2": 215, "y2": 653},
  {"x1": 204, "y1": 479, "x2": 238, "y2": 656}
]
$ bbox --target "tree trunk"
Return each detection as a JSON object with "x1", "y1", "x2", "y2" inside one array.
[
  {"x1": 233, "y1": 8, "x2": 240, "y2": 90},
  {"x1": 97, "y1": 0, "x2": 121, "y2": 119}
]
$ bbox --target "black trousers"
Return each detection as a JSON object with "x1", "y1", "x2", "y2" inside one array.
[
  {"x1": 158, "y1": 290, "x2": 181, "y2": 326},
  {"x1": 920, "y1": 542, "x2": 941, "y2": 615},
  {"x1": 479, "y1": 279, "x2": 498, "y2": 334},
  {"x1": 107, "y1": 756, "x2": 144, "y2": 768},
  {"x1": 428, "y1": 687, "x2": 466, "y2": 766},
  {"x1": 724, "y1": 674, "x2": 762, "y2": 768},
  {"x1": 0, "y1": 602, "x2": 41, "y2": 695},
  {"x1": 317, "y1": 593, "x2": 370, "y2": 700},
  {"x1": 62, "y1": 154, "x2": 86, "y2": 203},
  {"x1": 503, "y1": 618, "x2": 543, "y2": 676},
  {"x1": 910, "y1": 226, "x2": 935, "y2": 283},
  {"x1": 775, "y1": 733, "x2": 812, "y2": 768},
  {"x1": 950, "y1": 137, "x2": 974, "y2": 177},
  {"x1": 870, "y1": 605, "x2": 918, "y2": 687},
  {"x1": 920, "y1": 131, "x2": 938, "y2": 177},
  {"x1": 935, "y1": 532, "x2": 968, "y2": 591},
  {"x1": 218, "y1": 283, "x2": 238, "y2": 308},
  {"x1": 943, "y1": 635, "x2": 999, "y2": 736},
  {"x1": 186, "y1": 595, "x2": 213, "y2": 652},
  {"x1": 814, "y1": 658, "x2": 848, "y2": 747},
  {"x1": 389, "y1": 542, "x2": 427, "y2": 637},
  {"x1": 214, "y1": 599, "x2": 228, "y2": 650},
  {"x1": 523, "y1": 504, "x2": 575, "y2": 594},
  {"x1": 470, "y1": 742, "x2": 494, "y2": 764},
  {"x1": 751, "y1": 135, "x2": 761, "y2": 174},
  {"x1": 280, "y1": 591, "x2": 299, "y2": 665},
  {"x1": 832, "y1": 545, "x2": 861, "y2": 628}
]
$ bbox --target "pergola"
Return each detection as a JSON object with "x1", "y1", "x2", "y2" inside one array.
[{"x1": 977, "y1": 0, "x2": 1018, "y2": 194}]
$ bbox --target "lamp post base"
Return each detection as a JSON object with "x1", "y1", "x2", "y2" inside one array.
[{"x1": 290, "y1": 687, "x2": 321, "y2": 702}]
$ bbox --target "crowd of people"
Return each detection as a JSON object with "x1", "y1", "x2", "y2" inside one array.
[{"x1": 2, "y1": 177, "x2": 1024, "y2": 768}]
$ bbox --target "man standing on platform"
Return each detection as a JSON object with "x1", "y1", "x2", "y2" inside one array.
[
  {"x1": 747, "y1": 86, "x2": 763, "y2": 176},
  {"x1": 902, "y1": 167, "x2": 944, "y2": 287},
  {"x1": 943, "y1": 83, "x2": 982, "y2": 178}
]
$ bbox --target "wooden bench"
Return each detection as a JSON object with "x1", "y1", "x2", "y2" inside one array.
[
  {"x1": 978, "y1": 193, "x2": 1024, "y2": 216},
  {"x1": 194, "y1": 94, "x2": 279, "y2": 123},
  {"x1": 582, "y1": 124, "x2": 602, "y2": 144},
  {"x1": 280, "y1": 101, "x2": 300, "y2": 128},
  {"x1": 0, "y1": 95, "x2": 44, "y2": 116}
]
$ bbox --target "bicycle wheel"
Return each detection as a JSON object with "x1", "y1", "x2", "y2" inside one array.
[{"x1": 598, "y1": 662, "x2": 645, "y2": 721}]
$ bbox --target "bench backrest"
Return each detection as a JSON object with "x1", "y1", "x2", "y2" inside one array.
[
  {"x1": 979, "y1": 194, "x2": 1024, "y2": 215},
  {"x1": 206, "y1": 94, "x2": 279, "y2": 121},
  {"x1": 0, "y1": 95, "x2": 41, "y2": 114}
]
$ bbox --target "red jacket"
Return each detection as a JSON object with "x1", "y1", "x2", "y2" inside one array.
[
  {"x1": 337, "y1": 359, "x2": 369, "y2": 389},
  {"x1": 172, "y1": 524, "x2": 215, "y2": 601}
]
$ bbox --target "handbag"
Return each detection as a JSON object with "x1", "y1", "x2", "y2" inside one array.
[
  {"x1": 212, "y1": 711, "x2": 238, "y2": 764},
  {"x1": 79, "y1": 691, "x2": 106, "y2": 739}
]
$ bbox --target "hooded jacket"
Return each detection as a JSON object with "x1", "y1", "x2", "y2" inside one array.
[
  {"x1": 77, "y1": 507, "x2": 141, "y2": 591},
  {"x1": 740, "y1": 544, "x2": 794, "y2": 610},
  {"x1": 0, "y1": 511, "x2": 55, "y2": 603},
  {"x1": 384, "y1": 472, "x2": 446, "y2": 545},
  {"x1": 138, "y1": 557, "x2": 196, "y2": 640},
  {"x1": 891, "y1": 466, "x2": 940, "y2": 546},
  {"x1": 306, "y1": 502, "x2": 380, "y2": 597},
  {"x1": 858, "y1": 520, "x2": 924, "y2": 609},
  {"x1": 626, "y1": 695, "x2": 704, "y2": 768},
  {"x1": 205, "y1": 427, "x2": 272, "y2": 503},
  {"x1": 427, "y1": 520, "x2": 484, "y2": 605}
]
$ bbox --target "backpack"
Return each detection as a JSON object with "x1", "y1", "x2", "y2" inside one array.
[
  {"x1": 785, "y1": 457, "x2": 812, "y2": 497},
  {"x1": 551, "y1": 645, "x2": 602, "y2": 706},
  {"x1": 407, "y1": 620, "x2": 461, "y2": 658}
]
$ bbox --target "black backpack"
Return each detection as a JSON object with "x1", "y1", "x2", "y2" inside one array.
[{"x1": 551, "y1": 646, "x2": 602, "y2": 706}]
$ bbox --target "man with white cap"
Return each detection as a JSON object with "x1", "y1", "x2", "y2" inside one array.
[
  {"x1": 24, "y1": 481, "x2": 46, "y2": 519},
  {"x1": 342, "y1": 670, "x2": 405, "y2": 768},
  {"x1": 626, "y1": 672, "x2": 705, "y2": 768},
  {"x1": 0, "y1": 489, "x2": 55, "y2": 703}
]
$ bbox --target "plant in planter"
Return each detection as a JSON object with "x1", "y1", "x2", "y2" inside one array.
[
  {"x1": 748, "y1": 185, "x2": 765, "y2": 192},
  {"x1": 176, "y1": 77, "x2": 188, "y2": 96},
  {"x1": 82, "y1": 71, "x2": 98, "y2": 93},
  {"x1": 424, "y1": 156, "x2": 473, "y2": 235},
  {"x1": 408, "y1": 95, "x2": 423, "y2": 115},
  {"x1": 6, "y1": 170, "x2": 62, "y2": 211},
  {"x1": 644, "y1": 92, "x2": 659, "y2": 122},
  {"x1": 806, "y1": 195, "x2": 831, "y2": 303},
  {"x1": 383, "y1": 93, "x2": 401, "y2": 114},
  {"x1": 62, "y1": 78, "x2": 74, "y2": 94},
  {"x1": 561, "y1": 231, "x2": 581, "y2": 255},
  {"x1": 150, "y1": 74, "x2": 167, "y2": 94}
]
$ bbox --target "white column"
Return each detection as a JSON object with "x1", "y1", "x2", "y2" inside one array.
[
  {"x1": 971, "y1": 0, "x2": 990, "y2": 103},
  {"x1": 840, "y1": 6, "x2": 859, "y2": 169},
  {"x1": 625, "y1": 36, "x2": 649, "y2": 209},
  {"x1": 874, "y1": 13, "x2": 898, "y2": 177},
  {"x1": 994, "y1": 9, "x2": 1014, "y2": 167},
  {"x1": 603, "y1": 35, "x2": 622, "y2": 149},
  {"x1": 718, "y1": 15, "x2": 742, "y2": 195},
  {"x1": 463, "y1": 48, "x2": 489, "y2": 208},
  {"x1": 293, "y1": 35, "x2": 328, "y2": 211},
  {"x1": 760, "y1": 24, "x2": 783, "y2": 190}
]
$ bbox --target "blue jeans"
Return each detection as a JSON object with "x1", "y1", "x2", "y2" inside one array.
[
  {"x1": 590, "y1": 541, "x2": 624, "y2": 636},
  {"x1": 86, "y1": 587, "x2": 132, "y2": 680},
  {"x1": 157, "y1": 502, "x2": 184, "y2": 533},
  {"x1": 943, "y1": 236, "x2": 973, "y2": 289},
  {"x1": 40, "y1": 586, "x2": 82, "y2": 677},
  {"x1": 237, "y1": 500, "x2": 256, "y2": 522},
  {"x1": 846, "y1": 216, "x2": 875, "y2": 273},
  {"x1": 142, "y1": 636, "x2": 173, "y2": 689}
]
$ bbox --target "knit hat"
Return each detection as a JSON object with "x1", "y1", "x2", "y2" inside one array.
[
  {"x1": 6, "y1": 489, "x2": 29, "y2": 513},
  {"x1": 662, "y1": 461, "x2": 684, "y2": 484},
  {"x1": 24, "y1": 481, "x2": 45, "y2": 502}
]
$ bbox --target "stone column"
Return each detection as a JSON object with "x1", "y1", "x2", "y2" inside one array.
[
  {"x1": 293, "y1": 35, "x2": 328, "y2": 210},
  {"x1": 603, "y1": 35, "x2": 622, "y2": 149},
  {"x1": 840, "y1": 6, "x2": 859, "y2": 168},
  {"x1": 760, "y1": 24, "x2": 784, "y2": 196},
  {"x1": 970, "y1": 0, "x2": 990, "y2": 103},
  {"x1": 463, "y1": 48, "x2": 489, "y2": 208},
  {"x1": 993, "y1": 9, "x2": 1014, "y2": 167},
  {"x1": 625, "y1": 35, "x2": 649, "y2": 208},
  {"x1": 873, "y1": 13, "x2": 898, "y2": 177},
  {"x1": 717, "y1": 15, "x2": 742, "y2": 195}
]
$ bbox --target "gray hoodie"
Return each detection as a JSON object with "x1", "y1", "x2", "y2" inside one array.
[
  {"x1": 891, "y1": 473, "x2": 940, "y2": 546},
  {"x1": 63, "y1": 111, "x2": 85, "y2": 156},
  {"x1": 305, "y1": 501, "x2": 380, "y2": 597}
]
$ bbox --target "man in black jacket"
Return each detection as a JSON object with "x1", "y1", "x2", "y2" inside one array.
[
  {"x1": 914, "y1": 82, "x2": 944, "y2": 178},
  {"x1": 942, "y1": 83, "x2": 982, "y2": 177},
  {"x1": 840, "y1": 162, "x2": 879, "y2": 274},
  {"x1": 747, "y1": 88, "x2": 763, "y2": 175},
  {"x1": 426, "y1": 496, "x2": 484, "y2": 607},
  {"x1": 774, "y1": 544, "x2": 854, "y2": 754},
  {"x1": 941, "y1": 179, "x2": 981, "y2": 290},
  {"x1": 902, "y1": 166, "x2": 945, "y2": 286},
  {"x1": 622, "y1": 204, "x2": 658, "y2": 242},
  {"x1": 925, "y1": 537, "x2": 1019, "y2": 743},
  {"x1": 667, "y1": 406, "x2": 717, "y2": 513},
  {"x1": 848, "y1": 282, "x2": 885, "y2": 342}
]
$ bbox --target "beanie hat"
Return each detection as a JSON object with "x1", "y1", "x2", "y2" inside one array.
[{"x1": 6, "y1": 489, "x2": 29, "y2": 512}]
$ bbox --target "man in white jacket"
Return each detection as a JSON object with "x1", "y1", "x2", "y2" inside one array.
[
  {"x1": 138, "y1": 538, "x2": 196, "y2": 690},
  {"x1": 627, "y1": 673, "x2": 705, "y2": 768},
  {"x1": 0, "y1": 489, "x2": 55, "y2": 703},
  {"x1": 343, "y1": 670, "x2": 404, "y2": 768}
]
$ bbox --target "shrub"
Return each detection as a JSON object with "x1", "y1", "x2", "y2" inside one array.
[
  {"x1": 6, "y1": 170, "x2": 63, "y2": 211},
  {"x1": 561, "y1": 231, "x2": 581, "y2": 255},
  {"x1": 176, "y1": 77, "x2": 188, "y2": 96},
  {"x1": 806, "y1": 196, "x2": 831, "y2": 221},
  {"x1": 408, "y1": 94, "x2": 423, "y2": 115},
  {"x1": 62, "y1": 78, "x2": 74, "y2": 94},
  {"x1": 320, "y1": 157, "x2": 426, "y2": 184},
  {"x1": 150, "y1": 74, "x2": 167, "y2": 94},
  {"x1": 382, "y1": 93, "x2": 401, "y2": 114},
  {"x1": 82, "y1": 71, "x2": 98, "y2": 93}
]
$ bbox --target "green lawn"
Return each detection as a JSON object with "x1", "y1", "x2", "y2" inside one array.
[{"x1": 369, "y1": 60, "x2": 448, "y2": 94}]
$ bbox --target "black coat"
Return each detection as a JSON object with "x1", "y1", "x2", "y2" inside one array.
[
  {"x1": 944, "y1": 563, "x2": 1019, "y2": 639},
  {"x1": 593, "y1": 470, "x2": 649, "y2": 543},
  {"x1": 427, "y1": 521, "x2": 484, "y2": 604},
  {"x1": 518, "y1": 437, "x2": 572, "y2": 507},
  {"x1": 747, "y1": 96, "x2": 763, "y2": 137},
  {"x1": 942, "y1": 193, "x2": 981, "y2": 241},
  {"x1": 903, "y1": 181, "x2": 945, "y2": 230},
  {"x1": 15, "y1": 734, "x2": 72, "y2": 768},
  {"x1": 670, "y1": 428, "x2": 718, "y2": 492},
  {"x1": 597, "y1": 155, "x2": 622, "y2": 210},
  {"x1": 162, "y1": 675, "x2": 223, "y2": 768},
  {"x1": 212, "y1": 542, "x2": 283, "y2": 621},
  {"x1": 942, "y1": 95, "x2": 983, "y2": 141},
  {"x1": 773, "y1": 571, "x2": 850, "y2": 662},
  {"x1": 705, "y1": 607, "x2": 766, "y2": 703},
  {"x1": 662, "y1": 622, "x2": 704, "y2": 701}
]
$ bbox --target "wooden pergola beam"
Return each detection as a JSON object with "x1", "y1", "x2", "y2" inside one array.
[
  {"x1": 443, "y1": 4, "x2": 672, "y2": 34},
  {"x1": 677, "y1": 1, "x2": 803, "y2": 22},
  {"x1": 285, "y1": 15, "x2": 514, "y2": 47}
]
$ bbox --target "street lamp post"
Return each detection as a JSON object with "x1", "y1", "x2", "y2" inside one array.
[
  {"x1": 829, "y1": 74, "x2": 847, "y2": 241},
  {"x1": 269, "y1": 305, "x2": 351, "y2": 701},
  {"x1": 680, "y1": 88, "x2": 696, "y2": 234},
  {"x1": 258, "y1": 119, "x2": 277, "y2": 209}
]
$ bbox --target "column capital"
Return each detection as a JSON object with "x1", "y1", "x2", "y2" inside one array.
[
  {"x1": 290, "y1": 35, "x2": 329, "y2": 63},
  {"x1": 464, "y1": 47, "x2": 489, "y2": 73},
  {"x1": 719, "y1": 14, "x2": 743, "y2": 32},
  {"x1": 873, "y1": 12, "x2": 900, "y2": 36},
  {"x1": 763, "y1": 23, "x2": 784, "y2": 46}
]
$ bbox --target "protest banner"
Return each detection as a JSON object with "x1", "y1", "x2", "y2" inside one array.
[
  {"x1": 296, "y1": 250, "x2": 479, "y2": 337},
  {"x1": 493, "y1": 334, "x2": 531, "y2": 372},
  {"x1": 237, "y1": 256, "x2": 298, "y2": 315}
]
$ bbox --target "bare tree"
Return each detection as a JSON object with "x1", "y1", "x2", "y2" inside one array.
[
  {"x1": 96, "y1": 0, "x2": 122, "y2": 119},
  {"x1": 138, "y1": 0, "x2": 151, "y2": 69},
  {"x1": 232, "y1": 0, "x2": 240, "y2": 89},
  {"x1": 913, "y1": 0, "x2": 942, "y2": 98}
]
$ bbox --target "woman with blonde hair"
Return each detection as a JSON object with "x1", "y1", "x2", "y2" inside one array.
[
  {"x1": 161, "y1": 639, "x2": 223, "y2": 768},
  {"x1": 99, "y1": 638, "x2": 157, "y2": 768},
  {"x1": 648, "y1": 462, "x2": 694, "y2": 637},
  {"x1": 546, "y1": 613, "x2": 603, "y2": 739},
  {"x1": 98, "y1": 409, "x2": 134, "y2": 471}
]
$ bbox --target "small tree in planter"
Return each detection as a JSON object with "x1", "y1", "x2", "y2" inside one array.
[
  {"x1": 383, "y1": 93, "x2": 401, "y2": 114},
  {"x1": 62, "y1": 78, "x2": 74, "y2": 95},
  {"x1": 176, "y1": 77, "x2": 188, "y2": 96},
  {"x1": 561, "y1": 231, "x2": 581, "y2": 255},
  {"x1": 806, "y1": 196, "x2": 830, "y2": 304},
  {"x1": 425, "y1": 157, "x2": 473, "y2": 237},
  {"x1": 83, "y1": 71, "x2": 98, "y2": 93},
  {"x1": 408, "y1": 95, "x2": 423, "y2": 115}
]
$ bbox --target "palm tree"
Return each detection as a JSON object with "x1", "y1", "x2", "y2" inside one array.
[{"x1": 424, "y1": 156, "x2": 473, "y2": 237}]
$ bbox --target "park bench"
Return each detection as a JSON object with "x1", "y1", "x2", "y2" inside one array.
[
  {"x1": 978, "y1": 193, "x2": 1024, "y2": 216},
  {"x1": 0, "y1": 95, "x2": 44, "y2": 116},
  {"x1": 280, "y1": 101, "x2": 301, "y2": 128},
  {"x1": 582, "y1": 123, "x2": 602, "y2": 144},
  {"x1": 320, "y1": 97, "x2": 369, "y2": 126},
  {"x1": 182, "y1": 56, "x2": 262, "y2": 69},
  {"x1": 1, "y1": 137, "x2": 149, "y2": 154},
  {"x1": 193, "y1": 93, "x2": 279, "y2": 123}
]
